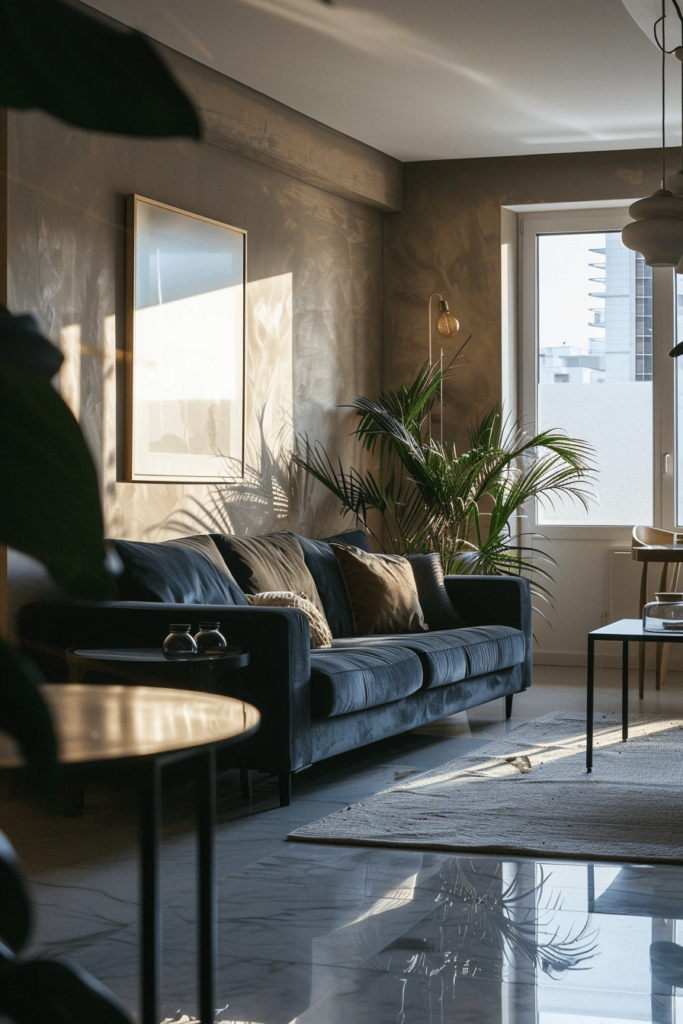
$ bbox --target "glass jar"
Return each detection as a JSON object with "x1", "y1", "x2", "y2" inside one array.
[
  {"x1": 194, "y1": 622, "x2": 228, "y2": 657},
  {"x1": 162, "y1": 624, "x2": 198, "y2": 659},
  {"x1": 643, "y1": 593, "x2": 683, "y2": 632}
]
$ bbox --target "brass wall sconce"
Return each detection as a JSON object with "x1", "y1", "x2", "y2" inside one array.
[{"x1": 428, "y1": 293, "x2": 460, "y2": 441}]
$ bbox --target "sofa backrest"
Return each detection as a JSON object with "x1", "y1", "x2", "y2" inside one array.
[
  {"x1": 109, "y1": 528, "x2": 374, "y2": 637},
  {"x1": 110, "y1": 535, "x2": 248, "y2": 605},
  {"x1": 284, "y1": 529, "x2": 371, "y2": 638}
]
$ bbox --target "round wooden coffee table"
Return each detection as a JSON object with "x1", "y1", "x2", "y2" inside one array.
[{"x1": 0, "y1": 684, "x2": 260, "y2": 1024}]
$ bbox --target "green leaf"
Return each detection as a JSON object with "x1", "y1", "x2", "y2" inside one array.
[
  {"x1": 295, "y1": 358, "x2": 594, "y2": 620},
  {"x1": 0, "y1": 640, "x2": 58, "y2": 796},
  {"x1": 0, "y1": 362, "x2": 113, "y2": 599},
  {"x1": 0, "y1": 830, "x2": 32, "y2": 955},
  {"x1": 0, "y1": 0, "x2": 200, "y2": 138},
  {"x1": 0, "y1": 958, "x2": 132, "y2": 1024}
]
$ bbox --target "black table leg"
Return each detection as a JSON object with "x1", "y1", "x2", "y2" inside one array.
[
  {"x1": 622, "y1": 639, "x2": 629, "y2": 742},
  {"x1": 139, "y1": 759, "x2": 161, "y2": 1024},
  {"x1": 279, "y1": 772, "x2": 292, "y2": 807},
  {"x1": 240, "y1": 766, "x2": 252, "y2": 800},
  {"x1": 197, "y1": 747, "x2": 217, "y2": 1024},
  {"x1": 587, "y1": 635, "x2": 595, "y2": 773}
]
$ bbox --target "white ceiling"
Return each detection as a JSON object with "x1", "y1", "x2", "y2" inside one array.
[{"x1": 82, "y1": 0, "x2": 681, "y2": 162}]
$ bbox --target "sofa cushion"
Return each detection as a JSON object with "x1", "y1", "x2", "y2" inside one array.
[
  {"x1": 310, "y1": 645, "x2": 423, "y2": 718},
  {"x1": 454, "y1": 624, "x2": 525, "y2": 677},
  {"x1": 331, "y1": 545, "x2": 427, "y2": 635},
  {"x1": 211, "y1": 533, "x2": 325, "y2": 615},
  {"x1": 111, "y1": 535, "x2": 248, "y2": 605},
  {"x1": 332, "y1": 624, "x2": 524, "y2": 689},
  {"x1": 404, "y1": 552, "x2": 465, "y2": 631},
  {"x1": 287, "y1": 529, "x2": 372, "y2": 639}
]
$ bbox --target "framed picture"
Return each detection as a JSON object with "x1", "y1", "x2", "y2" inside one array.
[{"x1": 125, "y1": 195, "x2": 246, "y2": 482}]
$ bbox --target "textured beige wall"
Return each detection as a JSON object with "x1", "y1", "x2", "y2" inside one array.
[
  {"x1": 383, "y1": 147, "x2": 669, "y2": 446},
  {"x1": 383, "y1": 148, "x2": 677, "y2": 662},
  {"x1": 8, "y1": 104, "x2": 383, "y2": 547}
]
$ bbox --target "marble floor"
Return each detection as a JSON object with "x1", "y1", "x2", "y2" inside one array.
[{"x1": 4, "y1": 664, "x2": 683, "y2": 1023}]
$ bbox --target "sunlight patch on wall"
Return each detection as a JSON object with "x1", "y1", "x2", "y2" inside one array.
[
  {"x1": 246, "y1": 271, "x2": 293, "y2": 465},
  {"x1": 102, "y1": 313, "x2": 118, "y2": 536},
  {"x1": 58, "y1": 322, "x2": 81, "y2": 421}
]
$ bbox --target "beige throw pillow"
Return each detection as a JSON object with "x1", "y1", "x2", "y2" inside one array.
[
  {"x1": 213, "y1": 533, "x2": 326, "y2": 616},
  {"x1": 331, "y1": 544, "x2": 428, "y2": 635},
  {"x1": 246, "y1": 592, "x2": 333, "y2": 648}
]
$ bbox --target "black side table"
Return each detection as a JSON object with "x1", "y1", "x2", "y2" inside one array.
[
  {"x1": 586, "y1": 617, "x2": 683, "y2": 772},
  {"x1": 67, "y1": 647, "x2": 249, "y2": 694}
]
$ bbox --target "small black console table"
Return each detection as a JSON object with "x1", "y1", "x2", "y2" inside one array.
[
  {"x1": 586, "y1": 617, "x2": 683, "y2": 773},
  {"x1": 67, "y1": 646, "x2": 249, "y2": 694}
]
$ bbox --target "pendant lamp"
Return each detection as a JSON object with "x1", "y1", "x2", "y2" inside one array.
[{"x1": 622, "y1": 2, "x2": 683, "y2": 268}]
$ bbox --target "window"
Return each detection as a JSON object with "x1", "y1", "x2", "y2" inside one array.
[{"x1": 519, "y1": 207, "x2": 675, "y2": 532}]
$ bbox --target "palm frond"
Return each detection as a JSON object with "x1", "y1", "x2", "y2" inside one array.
[
  {"x1": 292, "y1": 360, "x2": 595, "y2": 620},
  {"x1": 292, "y1": 439, "x2": 371, "y2": 520}
]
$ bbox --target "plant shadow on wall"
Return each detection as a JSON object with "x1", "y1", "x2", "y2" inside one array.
[
  {"x1": 162, "y1": 407, "x2": 334, "y2": 539},
  {"x1": 294, "y1": 360, "x2": 596, "y2": 619},
  {"x1": 0, "y1": 0, "x2": 201, "y2": 1020},
  {"x1": 365, "y1": 858, "x2": 597, "y2": 1023}
]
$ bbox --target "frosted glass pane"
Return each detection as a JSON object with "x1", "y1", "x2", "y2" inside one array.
[
  {"x1": 537, "y1": 231, "x2": 652, "y2": 526},
  {"x1": 538, "y1": 384, "x2": 652, "y2": 525}
]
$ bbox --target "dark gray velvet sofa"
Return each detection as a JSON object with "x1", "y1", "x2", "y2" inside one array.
[{"x1": 18, "y1": 534, "x2": 532, "y2": 806}]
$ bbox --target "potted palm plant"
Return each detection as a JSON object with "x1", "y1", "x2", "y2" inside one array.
[{"x1": 294, "y1": 361, "x2": 595, "y2": 616}]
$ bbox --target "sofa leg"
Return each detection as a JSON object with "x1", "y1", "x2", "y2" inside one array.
[
  {"x1": 239, "y1": 767, "x2": 252, "y2": 800},
  {"x1": 505, "y1": 694, "x2": 513, "y2": 720},
  {"x1": 278, "y1": 772, "x2": 292, "y2": 807}
]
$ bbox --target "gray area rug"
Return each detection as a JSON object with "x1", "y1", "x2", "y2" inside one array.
[{"x1": 289, "y1": 712, "x2": 683, "y2": 863}]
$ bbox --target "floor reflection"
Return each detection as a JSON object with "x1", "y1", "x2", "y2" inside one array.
[
  {"x1": 366, "y1": 858, "x2": 596, "y2": 983},
  {"x1": 286, "y1": 852, "x2": 597, "y2": 1023},
  {"x1": 208, "y1": 848, "x2": 683, "y2": 1024}
]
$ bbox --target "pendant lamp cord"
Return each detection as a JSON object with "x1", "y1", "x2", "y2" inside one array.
[
  {"x1": 664, "y1": 0, "x2": 667, "y2": 189},
  {"x1": 654, "y1": 0, "x2": 683, "y2": 177}
]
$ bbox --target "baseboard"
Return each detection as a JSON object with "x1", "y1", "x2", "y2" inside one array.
[
  {"x1": 532, "y1": 648, "x2": 679, "y2": 670},
  {"x1": 533, "y1": 650, "x2": 589, "y2": 668}
]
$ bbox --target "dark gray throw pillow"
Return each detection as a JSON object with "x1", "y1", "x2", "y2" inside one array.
[
  {"x1": 287, "y1": 529, "x2": 372, "y2": 638},
  {"x1": 111, "y1": 535, "x2": 248, "y2": 605},
  {"x1": 404, "y1": 552, "x2": 465, "y2": 631}
]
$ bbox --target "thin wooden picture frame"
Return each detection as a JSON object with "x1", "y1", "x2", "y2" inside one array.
[{"x1": 125, "y1": 194, "x2": 246, "y2": 483}]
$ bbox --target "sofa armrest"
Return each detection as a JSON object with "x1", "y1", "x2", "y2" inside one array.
[
  {"x1": 443, "y1": 575, "x2": 532, "y2": 689},
  {"x1": 18, "y1": 600, "x2": 312, "y2": 773}
]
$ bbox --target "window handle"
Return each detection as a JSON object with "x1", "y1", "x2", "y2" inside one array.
[{"x1": 663, "y1": 453, "x2": 671, "y2": 475}]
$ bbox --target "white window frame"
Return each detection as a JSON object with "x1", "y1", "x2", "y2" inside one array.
[{"x1": 516, "y1": 205, "x2": 675, "y2": 541}]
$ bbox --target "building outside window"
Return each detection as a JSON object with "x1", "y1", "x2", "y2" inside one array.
[{"x1": 538, "y1": 233, "x2": 652, "y2": 388}]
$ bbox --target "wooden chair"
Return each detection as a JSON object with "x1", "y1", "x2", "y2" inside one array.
[{"x1": 632, "y1": 526, "x2": 683, "y2": 695}]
